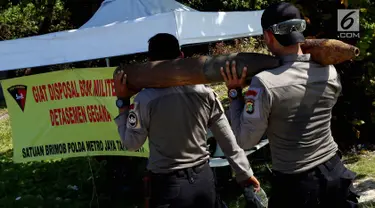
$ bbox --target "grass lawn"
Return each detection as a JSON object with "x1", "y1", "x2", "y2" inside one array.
[
  {"x1": 345, "y1": 152, "x2": 375, "y2": 179},
  {"x1": 344, "y1": 152, "x2": 375, "y2": 208},
  {"x1": 0, "y1": 107, "x2": 272, "y2": 208},
  {"x1": 0, "y1": 117, "x2": 143, "y2": 207},
  {"x1": 2, "y1": 115, "x2": 374, "y2": 208}
]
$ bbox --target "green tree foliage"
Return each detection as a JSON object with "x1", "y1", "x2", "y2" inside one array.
[
  {"x1": 179, "y1": 0, "x2": 278, "y2": 11},
  {"x1": 0, "y1": 0, "x2": 72, "y2": 40}
]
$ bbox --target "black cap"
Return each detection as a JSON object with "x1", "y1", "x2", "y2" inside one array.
[
  {"x1": 148, "y1": 33, "x2": 181, "y2": 61},
  {"x1": 261, "y1": 2, "x2": 305, "y2": 46}
]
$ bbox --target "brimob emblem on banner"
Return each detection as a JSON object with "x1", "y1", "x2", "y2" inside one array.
[{"x1": 7, "y1": 85, "x2": 28, "y2": 112}]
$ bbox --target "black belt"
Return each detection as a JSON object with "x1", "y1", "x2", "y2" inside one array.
[
  {"x1": 319, "y1": 153, "x2": 341, "y2": 172},
  {"x1": 272, "y1": 153, "x2": 341, "y2": 180},
  {"x1": 150, "y1": 161, "x2": 208, "y2": 178}
]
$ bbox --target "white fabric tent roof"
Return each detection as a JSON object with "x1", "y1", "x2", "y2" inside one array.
[{"x1": 0, "y1": 0, "x2": 264, "y2": 71}]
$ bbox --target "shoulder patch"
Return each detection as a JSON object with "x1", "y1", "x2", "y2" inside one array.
[
  {"x1": 243, "y1": 97, "x2": 261, "y2": 119},
  {"x1": 245, "y1": 87, "x2": 262, "y2": 101},
  {"x1": 127, "y1": 102, "x2": 141, "y2": 129},
  {"x1": 129, "y1": 103, "x2": 135, "y2": 110},
  {"x1": 245, "y1": 99, "x2": 255, "y2": 114}
]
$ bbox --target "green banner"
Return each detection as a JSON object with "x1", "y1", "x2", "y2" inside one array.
[{"x1": 1, "y1": 67, "x2": 149, "y2": 163}]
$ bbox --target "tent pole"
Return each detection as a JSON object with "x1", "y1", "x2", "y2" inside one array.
[{"x1": 105, "y1": 58, "x2": 110, "y2": 67}]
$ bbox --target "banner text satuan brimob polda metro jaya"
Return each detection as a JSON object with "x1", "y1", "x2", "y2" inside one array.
[
  {"x1": 22, "y1": 140, "x2": 146, "y2": 158},
  {"x1": 31, "y1": 79, "x2": 116, "y2": 127}
]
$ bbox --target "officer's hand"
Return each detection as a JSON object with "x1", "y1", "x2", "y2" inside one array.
[
  {"x1": 114, "y1": 70, "x2": 141, "y2": 98},
  {"x1": 240, "y1": 175, "x2": 261, "y2": 192},
  {"x1": 220, "y1": 60, "x2": 247, "y2": 89},
  {"x1": 249, "y1": 176, "x2": 261, "y2": 192}
]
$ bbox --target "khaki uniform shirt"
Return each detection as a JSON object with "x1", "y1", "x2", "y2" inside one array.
[
  {"x1": 230, "y1": 54, "x2": 339, "y2": 174},
  {"x1": 115, "y1": 84, "x2": 253, "y2": 182}
]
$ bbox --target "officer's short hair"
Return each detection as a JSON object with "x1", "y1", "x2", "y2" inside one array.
[{"x1": 148, "y1": 33, "x2": 181, "y2": 61}]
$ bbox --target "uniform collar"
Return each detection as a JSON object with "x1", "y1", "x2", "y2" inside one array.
[{"x1": 279, "y1": 54, "x2": 311, "y2": 63}]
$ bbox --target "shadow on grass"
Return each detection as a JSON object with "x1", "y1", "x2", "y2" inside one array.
[
  {"x1": 216, "y1": 146, "x2": 273, "y2": 208},
  {"x1": 357, "y1": 174, "x2": 369, "y2": 180},
  {"x1": 0, "y1": 100, "x2": 6, "y2": 109},
  {"x1": 215, "y1": 166, "x2": 272, "y2": 208},
  {"x1": 355, "y1": 178, "x2": 375, "y2": 197},
  {"x1": 0, "y1": 149, "x2": 146, "y2": 208},
  {"x1": 343, "y1": 154, "x2": 361, "y2": 165}
]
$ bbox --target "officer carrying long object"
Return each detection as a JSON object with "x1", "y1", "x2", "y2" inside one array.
[
  {"x1": 113, "y1": 33, "x2": 261, "y2": 208},
  {"x1": 221, "y1": 2, "x2": 360, "y2": 207},
  {"x1": 113, "y1": 38, "x2": 359, "y2": 89}
]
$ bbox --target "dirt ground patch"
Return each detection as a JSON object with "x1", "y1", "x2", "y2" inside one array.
[
  {"x1": 355, "y1": 178, "x2": 375, "y2": 204},
  {"x1": 0, "y1": 112, "x2": 8, "y2": 121},
  {"x1": 0, "y1": 108, "x2": 7, "y2": 115}
]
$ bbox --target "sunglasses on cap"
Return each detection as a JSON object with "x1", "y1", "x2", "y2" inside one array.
[{"x1": 267, "y1": 19, "x2": 307, "y2": 35}]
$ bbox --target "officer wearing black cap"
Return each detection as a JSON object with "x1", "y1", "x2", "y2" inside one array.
[
  {"x1": 220, "y1": 2, "x2": 359, "y2": 207},
  {"x1": 113, "y1": 33, "x2": 260, "y2": 208}
]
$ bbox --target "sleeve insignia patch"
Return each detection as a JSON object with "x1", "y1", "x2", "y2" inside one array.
[
  {"x1": 245, "y1": 87, "x2": 262, "y2": 100},
  {"x1": 246, "y1": 90, "x2": 258, "y2": 97},
  {"x1": 127, "y1": 102, "x2": 141, "y2": 129},
  {"x1": 127, "y1": 112, "x2": 138, "y2": 128},
  {"x1": 129, "y1": 103, "x2": 135, "y2": 110},
  {"x1": 245, "y1": 99, "x2": 255, "y2": 114}
]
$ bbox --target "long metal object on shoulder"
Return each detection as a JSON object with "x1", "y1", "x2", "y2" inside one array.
[{"x1": 114, "y1": 39, "x2": 360, "y2": 88}]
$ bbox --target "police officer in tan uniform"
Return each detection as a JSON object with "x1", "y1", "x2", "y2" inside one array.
[
  {"x1": 113, "y1": 33, "x2": 260, "y2": 208},
  {"x1": 221, "y1": 2, "x2": 359, "y2": 208}
]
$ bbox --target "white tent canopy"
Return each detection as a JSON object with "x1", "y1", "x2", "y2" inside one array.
[{"x1": 0, "y1": 0, "x2": 264, "y2": 71}]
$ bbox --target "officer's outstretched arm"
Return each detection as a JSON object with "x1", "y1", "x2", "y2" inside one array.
[
  {"x1": 208, "y1": 91, "x2": 254, "y2": 182},
  {"x1": 230, "y1": 76, "x2": 272, "y2": 150},
  {"x1": 114, "y1": 96, "x2": 149, "y2": 151}
]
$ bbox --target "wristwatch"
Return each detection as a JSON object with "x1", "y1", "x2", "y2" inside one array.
[
  {"x1": 228, "y1": 88, "x2": 242, "y2": 100},
  {"x1": 115, "y1": 97, "x2": 130, "y2": 108}
]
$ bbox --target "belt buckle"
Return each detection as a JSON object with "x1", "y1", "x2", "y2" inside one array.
[
  {"x1": 186, "y1": 168, "x2": 195, "y2": 184},
  {"x1": 193, "y1": 162, "x2": 206, "y2": 173},
  {"x1": 176, "y1": 170, "x2": 185, "y2": 177}
]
